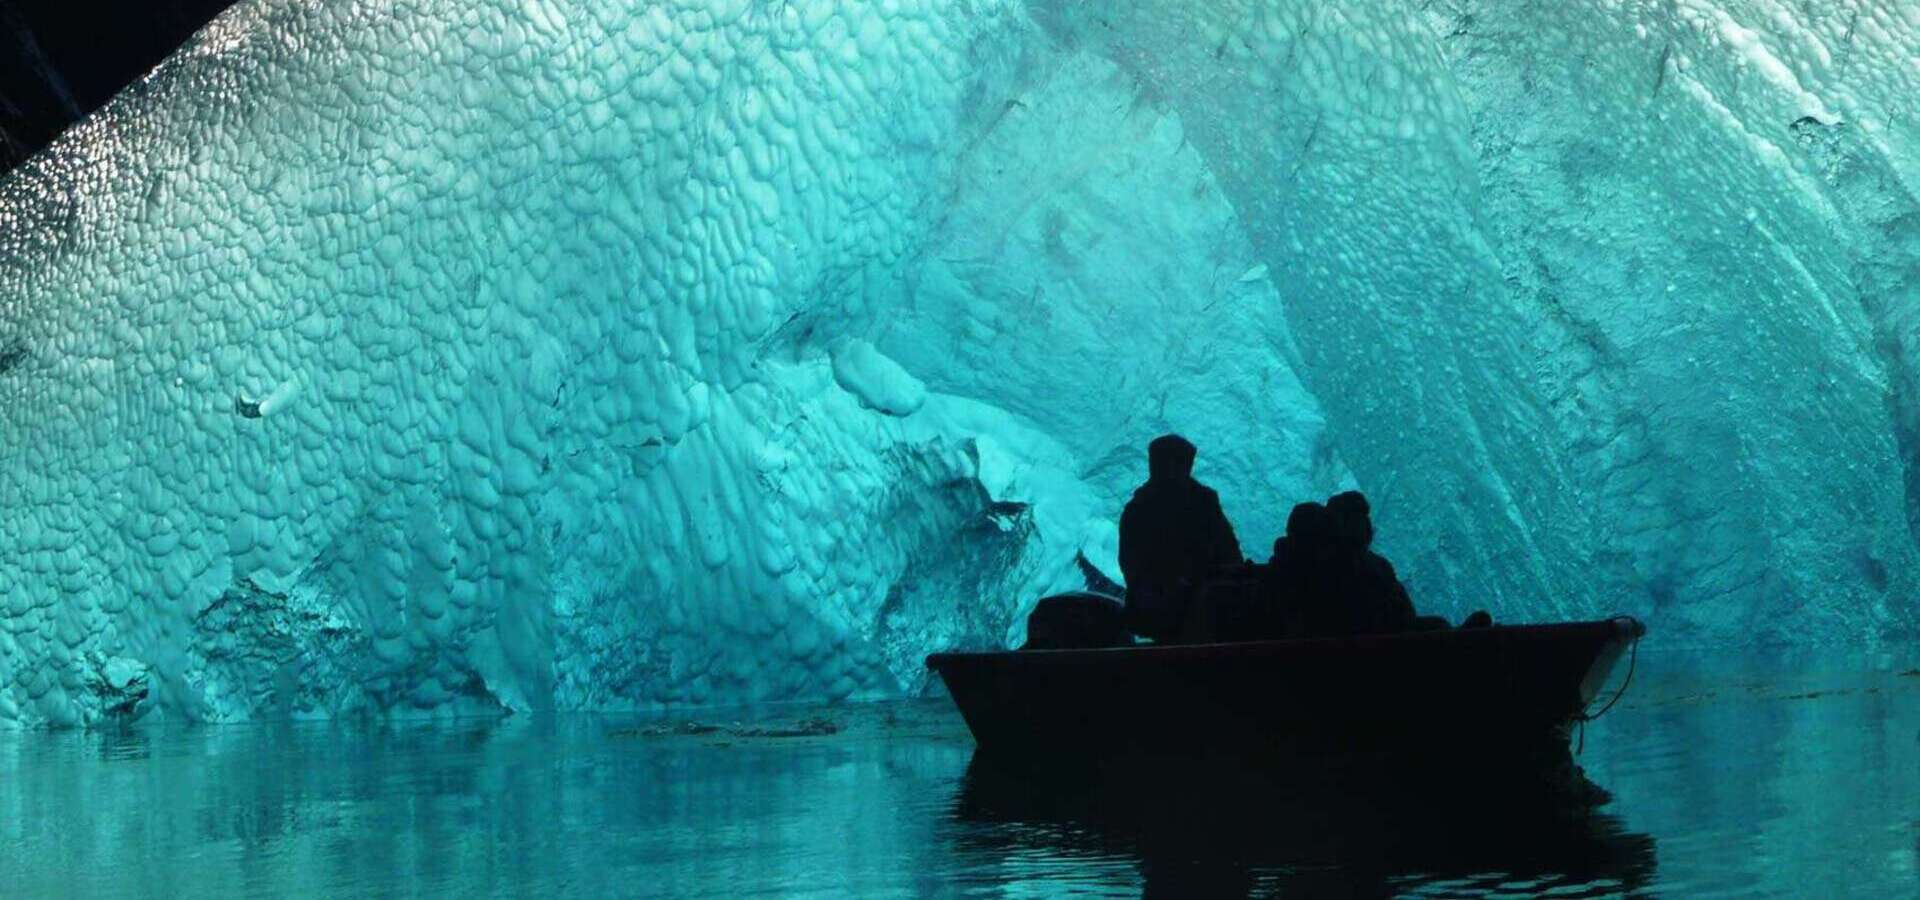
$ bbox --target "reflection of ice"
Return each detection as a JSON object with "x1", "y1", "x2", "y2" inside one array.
[{"x1": 0, "y1": 654, "x2": 1913, "y2": 894}]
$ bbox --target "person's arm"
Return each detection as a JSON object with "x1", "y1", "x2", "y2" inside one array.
[
  {"x1": 1118, "y1": 501, "x2": 1141, "y2": 585},
  {"x1": 1379, "y1": 557, "x2": 1416, "y2": 626},
  {"x1": 1203, "y1": 488, "x2": 1244, "y2": 567}
]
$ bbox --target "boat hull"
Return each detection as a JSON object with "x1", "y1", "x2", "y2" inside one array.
[{"x1": 927, "y1": 619, "x2": 1642, "y2": 760}]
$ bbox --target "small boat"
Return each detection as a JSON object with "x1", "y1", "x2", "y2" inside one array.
[{"x1": 927, "y1": 618, "x2": 1644, "y2": 760}]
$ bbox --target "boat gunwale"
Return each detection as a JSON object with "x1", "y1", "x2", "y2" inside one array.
[{"x1": 926, "y1": 618, "x2": 1643, "y2": 670}]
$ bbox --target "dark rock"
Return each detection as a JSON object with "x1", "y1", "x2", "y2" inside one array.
[
  {"x1": 615, "y1": 716, "x2": 840, "y2": 739},
  {"x1": 731, "y1": 716, "x2": 840, "y2": 738}
]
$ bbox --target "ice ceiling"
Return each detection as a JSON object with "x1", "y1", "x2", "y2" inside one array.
[{"x1": 0, "y1": 0, "x2": 1917, "y2": 724}]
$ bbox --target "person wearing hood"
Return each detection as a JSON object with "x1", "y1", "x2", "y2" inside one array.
[{"x1": 1118, "y1": 434, "x2": 1244, "y2": 642}]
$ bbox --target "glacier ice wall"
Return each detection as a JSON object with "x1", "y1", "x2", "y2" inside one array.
[{"x1": 1, "y1": 0, "x2": 1917, "y2": 724}]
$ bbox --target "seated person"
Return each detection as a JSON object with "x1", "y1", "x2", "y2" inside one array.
[
  {"x1": 1323, "y1": 491, "x2": 1493, "y2": 633},
  {"x1": 1259, "y1": 501, "x2": 1339, "y2": 640},
  {"x1": 1324, "y1": 491, "x2": 1417, "y2": 635},
  {"x1": 1118, "y1": 434, "x2": 1244, "y2": 642}
]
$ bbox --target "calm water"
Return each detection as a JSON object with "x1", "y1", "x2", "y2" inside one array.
[{"x1": 3, "y1": 651, "x2": 1917, "y2": 898}]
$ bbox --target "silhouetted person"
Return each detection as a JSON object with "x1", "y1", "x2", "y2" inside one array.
[
  {"x1": 1325, "y1": 491, "x2": 1416, "y2": 635},
  {"x1": 1118, "y1": 435, "x2": 1242, "y2": 642},
  {"x1": 1269, "y1": 502, "x2": 1325, "y2": 572},
  {"x1": 1259, "y1": 501, "x2": 1338, "y2": 639}
]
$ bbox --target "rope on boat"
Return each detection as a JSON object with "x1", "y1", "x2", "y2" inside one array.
[{"x1": 1573, "y1": 615, "x2": 1643, "y2": 755}]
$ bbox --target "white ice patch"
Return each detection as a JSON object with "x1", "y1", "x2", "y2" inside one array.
[{"x1": 831, "y1": 339, "x2": 926, "y2": 417}]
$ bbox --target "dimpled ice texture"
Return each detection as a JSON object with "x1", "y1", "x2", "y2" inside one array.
[{"x1": 1, "y1": 0, "x2": 1917, "y2": 724}]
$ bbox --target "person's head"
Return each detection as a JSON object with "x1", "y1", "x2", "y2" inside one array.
[
  {"x1": 1285, "y1": 501, "x2": 1328, "y2": 541},
  {"x1": 1326, "y1": 490, "x2": 1374, "y2": 549},
  {"x1": 1147, "y1": 434, "x2": 1198, "y2": 481}
]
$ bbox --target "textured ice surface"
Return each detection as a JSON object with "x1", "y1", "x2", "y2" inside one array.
[{"x1": 1, "y1": 0, "x2": 1918, "y2": 725}]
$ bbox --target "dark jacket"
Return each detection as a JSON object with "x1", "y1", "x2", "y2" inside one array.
[
  {"x1": 1270, "y1": 541, "x2": 1415, "y2": 638},
  {"x1": 1118, "y1": 477, "x2": 1241, "y2": 640},
  {"x1": 1345, "y1": 550, "x2": 1416, "y2": 635},
  {"x1": 1266, "y1": 533, "x2": 1344, "y2": 638}
]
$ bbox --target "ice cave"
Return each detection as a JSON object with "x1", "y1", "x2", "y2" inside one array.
[{"x1": 1, "y1": 0, "x2": 1918, "y2": 727}]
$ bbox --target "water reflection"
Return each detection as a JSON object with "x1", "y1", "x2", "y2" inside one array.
[
  {"x1": 951, "y1": 752, "x2": 1657, "y2": 897},
  {"x1": 1, "y1": 653, "x2": 1916, "y2": 897}
]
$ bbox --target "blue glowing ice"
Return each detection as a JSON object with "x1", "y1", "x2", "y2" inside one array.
[{"x1": 1, "y1": 0, "x2": 1916, "y2": 724}]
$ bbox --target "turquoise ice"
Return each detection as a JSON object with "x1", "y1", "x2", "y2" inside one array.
[{"x1": 1, "y1": 0, "x2": 1917, "y2": 725}]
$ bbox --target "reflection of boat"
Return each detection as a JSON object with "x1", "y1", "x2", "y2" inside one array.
[
  {"x1": 950, "y1": 752, "x2": 1659, "y2": 896},
  {"x1": 927, "y1": 618, "x2": 1644, "y2": 758}
]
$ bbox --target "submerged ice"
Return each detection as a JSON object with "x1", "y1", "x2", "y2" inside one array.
[{"x1": 1, "y1": 0, "x2": 1917, "y2": 725}]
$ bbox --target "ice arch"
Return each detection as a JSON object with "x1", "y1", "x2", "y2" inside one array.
[{"x1": 2, "y1": 0, "x2": 1917, "y2": 724}]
